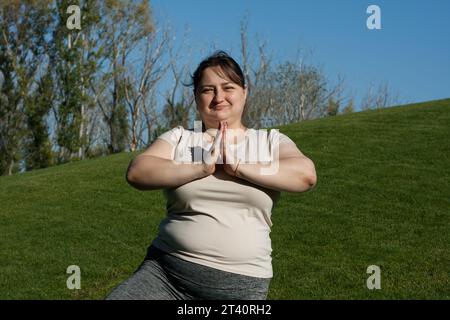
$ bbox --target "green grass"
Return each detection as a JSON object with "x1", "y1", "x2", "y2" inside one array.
[{"x1": 1, "y1": 98, "x2": 449, "y2": 299}]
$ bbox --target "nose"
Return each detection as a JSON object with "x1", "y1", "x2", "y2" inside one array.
[{"x1": 213, "y1": 88, "x2": 225, "y2": 103}]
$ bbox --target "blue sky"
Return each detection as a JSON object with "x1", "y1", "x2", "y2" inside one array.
[{"x1": 151, "y1": 0, "x2": 450, "y2": 108}]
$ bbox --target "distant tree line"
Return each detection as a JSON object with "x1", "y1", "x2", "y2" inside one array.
[{"x1": 0, "y1": 1, "x2": 397, "y2": 175}]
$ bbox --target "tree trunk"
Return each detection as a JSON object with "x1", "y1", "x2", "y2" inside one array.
[
  {"x1": 7, "y1": 160, "x2": 14, "y2": 176},
  {"x1": 78, "y1": 101, "x2": 85, "y2": 159},
  {"x1": 130, "y1": 120, "x2": 137, "y2": 152}
]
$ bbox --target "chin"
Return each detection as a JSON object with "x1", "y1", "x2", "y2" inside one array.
[{"x1": 213, "y1": 112, "x2": 229, "y2": 120}]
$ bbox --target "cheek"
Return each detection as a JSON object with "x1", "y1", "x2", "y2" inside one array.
[
  {"x1": 197, "y1": 95, "x2": 211, "y2": 107},
  {"x1": 232, "y1": 92, "x2": 246, "y2": 104}
]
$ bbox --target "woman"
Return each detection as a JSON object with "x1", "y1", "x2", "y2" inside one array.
[{"x1": 106, "y1": 51, "x2": 316, "y2": 300}]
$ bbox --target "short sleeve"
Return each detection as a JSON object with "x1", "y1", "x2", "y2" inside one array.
[
  {"x1": 258, "y1": 129, "x2": 295, "y2": 163},
  {"x1": 269, "y1": 129, "x2": 297, "y2": 147},
  {"x1": 156, "y1": 126, "x2": 184, "y2": 147},
  {"x1": 279, "y1": 132, "x2": 296, "y2": 146}
]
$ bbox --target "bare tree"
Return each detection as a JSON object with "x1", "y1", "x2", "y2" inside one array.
[
  {"x1": 162, "y1": 27, "x2": 195, "y2": 130},
  {"x1": 141, "y1": 88, "x2": 160, "y2": 146},
  {"x1": 238, "y1": 17, "x2": 347, "y2": 128},
  {"x1": 342, "y1": 97, "x2": 355, "y2": 114},
  {"x1": 91, "y1": 0, "x2": 154, "y2": 153},
  {"x1": 123, "y1": 26, "x2": 170, "y2": 151},
  {"x1": 361, "y1": 81, "x2": 400, "y2": 110},
  {"x1": 252, "y1": 60, "x2": 346, "y2": 125},
  {"x1": 239, "y1": 19, "x2": 274, "y2": 128}
]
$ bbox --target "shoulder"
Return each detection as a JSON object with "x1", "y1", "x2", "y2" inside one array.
[
  {"x1": 249, "y1": 128, "x2": 296, "y2": 146},
  {"x1": 156, "y1": 126, "x2": 190, "y2": 146}
]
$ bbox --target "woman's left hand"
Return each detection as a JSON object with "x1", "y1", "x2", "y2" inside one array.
[{"x1": 221, "y1": 122, "x2": 240, "y2": 177}]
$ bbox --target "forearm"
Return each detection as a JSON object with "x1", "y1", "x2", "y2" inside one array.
[
  {"x1": 235, "y1": 157, "x2": 317, "y2": 193},
  {"x1": 126, "y1": 155, "x2": 208, "y2": 190}
]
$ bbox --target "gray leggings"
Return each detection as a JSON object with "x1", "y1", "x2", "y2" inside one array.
[{"x1": 105, "y1": 245, "x2": 271, "y2": 300}]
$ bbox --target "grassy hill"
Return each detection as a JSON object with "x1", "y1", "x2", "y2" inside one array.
[{"x1": 1, "y1": 98, "x2": 449, "y2": 299}]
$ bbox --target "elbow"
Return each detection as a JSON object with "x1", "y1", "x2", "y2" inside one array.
[
  {"x1": 295, "y1": 173, "x2": 316, "y2": 193},
  {"x1": 126, "y1": 167, "x2": 135, "y2": 185},
  {"x1": 296, "y1": 160, "x2": 317, "y2": 192},
  {"x1": 305, "y1": 171, "x2": 317, "y2": 190},
  {"x1": 125, "y1": 161, "x2": 140, "y2": 189},
  {"x1": 305, "y1": 160, "x2": 317, "y2": 190},
  {"x1": 125, "y1": 158, "x2": 158, "y2": 191}
]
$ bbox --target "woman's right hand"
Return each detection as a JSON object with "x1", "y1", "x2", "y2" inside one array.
[{"x1": 202, "y1": 122, "x2": 224, "y2": 175}]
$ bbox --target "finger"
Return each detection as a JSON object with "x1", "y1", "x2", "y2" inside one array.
[
  {"x1": 209, "y1": 127, "x2": 223, "y2": 163},
  {"x1": 212, "y1": 122, "x2": 222, "y2": 145},
  {"x1": 213, "y1": 127, "x2": 223, "y2": 152}
]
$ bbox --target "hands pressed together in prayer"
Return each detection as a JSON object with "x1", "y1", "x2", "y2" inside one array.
[{"x1": 202, "y1": 121, "x2": 241, "y2": 177}]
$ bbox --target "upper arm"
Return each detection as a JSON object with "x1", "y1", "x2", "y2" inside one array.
[
  {"x1": 126, "y1": 138, "x2": 174, "y2": 185},
  {"x1": 278, "y1": 142, "x2": 305, "y2": 160},
  {"x1": 270, "y1": 130, "x2": 306, "y2": 160},
  {"x1": 275, "y1": 133, "x2": 317, "y2": 189},
  {"x1": 139, "y1": 138, "x2": 175, "y2": 160},
  {"x1": 126, "y1": 128, "x2": 180, "y2": 188},
  {"x1": 138, "y1": 126, "x2": 183, "y2": 160}
]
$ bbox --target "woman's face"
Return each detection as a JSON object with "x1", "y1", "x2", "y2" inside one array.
[{"x1": 195, "y1": 66, "x2": 247, "y2": 128}]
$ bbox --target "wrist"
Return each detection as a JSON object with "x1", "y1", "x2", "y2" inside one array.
[{"x1": 201, "y1": 163, "x2": 214, "y2": 176}]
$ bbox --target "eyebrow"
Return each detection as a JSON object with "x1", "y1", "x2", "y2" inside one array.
[{"x1": 200, "y1": 82, "x2": 235, "y2": 88}]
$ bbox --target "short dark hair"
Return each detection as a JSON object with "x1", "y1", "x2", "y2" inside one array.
[{"x1": 191, "y1": 51, "x2": 246, "y2": 94}]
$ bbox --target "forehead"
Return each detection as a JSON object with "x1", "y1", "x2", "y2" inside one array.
[{"x1": 199, "y1": 67, "x2": 234, "y2": 85}]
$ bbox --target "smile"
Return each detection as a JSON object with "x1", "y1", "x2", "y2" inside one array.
[{"x1": 212, "y1": 105, "x2": 229, "y2": 111}]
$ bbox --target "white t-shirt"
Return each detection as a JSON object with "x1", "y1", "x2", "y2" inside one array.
[{"x1": 151, "y1": 126, "x2": 296, "y2": 278}]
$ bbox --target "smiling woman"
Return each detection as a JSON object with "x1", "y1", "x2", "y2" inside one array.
[
  {"x1": 106, "y1": 50, "x2": 316, "y2": 300},
  {"x1": 192, "y1": 51, "x2": 248, "y2": 132}
]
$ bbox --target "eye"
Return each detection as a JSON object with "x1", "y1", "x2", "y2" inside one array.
[
  {"x1": 201, "y1": 88, "x2": 213, "y2": 93},
  {"x1": 224, "y1": 86, "x2": 235, "y2": 91}
]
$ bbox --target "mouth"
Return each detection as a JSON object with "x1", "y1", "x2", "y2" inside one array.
[{"x1": 212, "y1": 105, "x2": 229, "y2": 111}]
